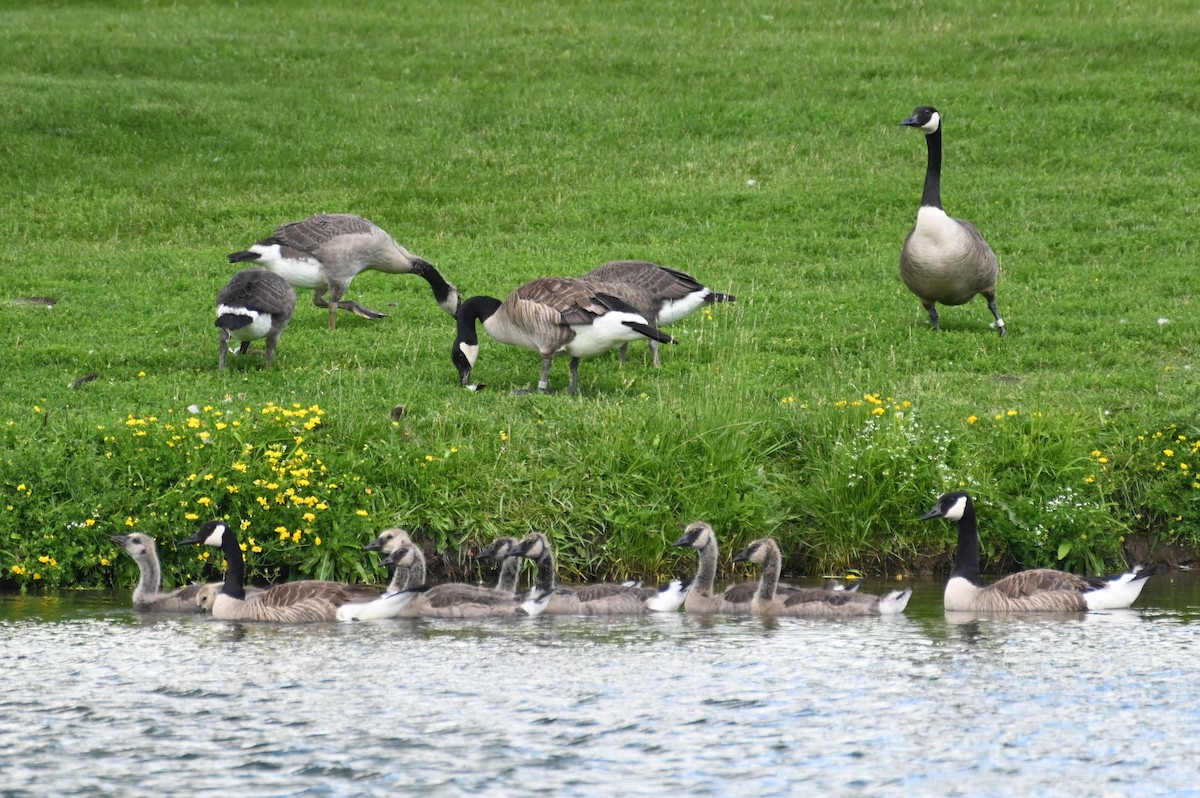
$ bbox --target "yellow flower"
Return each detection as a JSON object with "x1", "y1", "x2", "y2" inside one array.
[
  {"x1": 1091, "y1": 450, "x2": 1102, "y2": 457},
  {"x1": 292, "y1": 530, "x2": 301, "y2": 543},
  {"x1": 16, "y1": 484, "x2": 26, "y2": 492},
  {"x1": 240, "y1": 520, "x2": 251, "y2": 530},
  {"x1": 871, "y1": 407, "x2": 885, "y2": 416},
  {"x1": 125, "y1": 516, "x2": 136, "y2": 527},
  {"x1": 185, "y1": 512, "x2": 199, "y2": 521},
  {"x1": 1007, "y1": 409, "x2": 1018, "y2": 417},
  {"x1": 137, "y1": 371, "x2": 146, "y2": 378},
  {"x1": 100, "y1": 558, "x2": 110, "y2": 567},
  {"x1": 33, "y1": 405, "x2": 42, "y2": 413},
  {"x1": 314, "y1": 537, "x2": 322, "y2": 546},
  {"x1": 10, "y1": 565, "x2": 25, "y2": 576},
  {"x1": 356, "y1": 509, "x2": 369, "y2": 517},
  {"x1": 231, "y1": 462, "x2": 249, "y2": 473},
  {"x1": 967, "y1": 416, "x2": 978, "y2": 425},
  {"x1": 425, "y1": 455, "x2": 436, "y2": 462},
  {"x1": 302, "y1": 512, "x2": 316, "y2": 523},
  {"x1": 1098, "y1": 457, "x2": 1109, "y2": 464},
  {"x1": 196, "y1": 497, "x2": 212, "y2": 507},
  {"x1": 1164, "y1": 449, "x2": 1175, "y2": 457}
]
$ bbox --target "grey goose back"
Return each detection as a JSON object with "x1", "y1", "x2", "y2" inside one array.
[
  {"x1": 921, "y1": 492, "x2": 1151, "y2": 612},
  {"x1": 508, "y1": 532, "x2": 690, "y2": 614},
  {"x1": 215, "y1": 268, "x2": 297, "y2": 369},
  {"x1": 452, "y1": 276, "x2": 676, "y2": 395},
  {"x1": 899, "y1": 106, "x2": 1005, "y2": 336},
  {"x1": 178, "y1": 521, "x2": 382, "y2": 622},
  {"x1": 110, "y1": 533, "x2": 211, "y2": 612},
  {"x1": 228, "y1": 214, "x2": 459, "y2": 330},
  {"x1": 580, "y1": 261, "x2": 735, "y2": 367},
  {"x1": 731, "y1": 538, "x2": 911, "y2": 617},
  {"x1": 375, "y1": 542, "x2": 551, "y2": 618}
]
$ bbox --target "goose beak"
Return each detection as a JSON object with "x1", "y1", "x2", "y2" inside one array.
[
  {"x1": 109, "y1": 535, "x2": 129, "y2": 546},
  {"x1": 176, "y1": 530, "x2": 206, "y2": 545},
  {"x1": 900, "y1": 115, "x2": 921, "y2": 127},
  {"x1": 919, "y1": 507, "x2": 943, "y2": 520},
  {"x1": 731, "y1": 549, "x2": 750, "y2": 563},
  {"x1": 669, "y1": 534, "x2": 689, "y2": 547}
]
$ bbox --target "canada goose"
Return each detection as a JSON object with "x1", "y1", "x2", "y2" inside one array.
[
  {"x1": 177, "y1": 521, "x2": 381, "y2": 622},
  {"x1": 921, "y1": 491, "x2": 1152, "y2": 612},
  {"x1": 331, "y1": 528, "x2": 420, "y2": 621},
  {"x1": 670, "y1": 521, "x2": 813, "y2": 614},
  {"x1": 364, "y1": 527, "x2": 415, "y2": 592},
  {"x1": 227, "y1": 214, "x2": 459, "y2": 330},
  {"x1": 731, "y1": 538, "x2": 912, "y2": 617},
  {"x1": 899, "y1": 106, "x2": 1005, "y2": 336},
  {"x1": 215, "y1": 269, "x2": 297, "y2": 370},
  {"x1": 110, "y1": 533, "x2": 211, "y2": 612},
  {"x1": 472, "y1": 536, "x2": 524, "y2": 594},
  {"x1": 507, "y1": 532, "x2": 689, "y2": 614},
  {"x1": 377, "y1": 542, "x2": 552, "y2": 618},
  {"x1": 452, "y1": 276, "x2": 676, "y2": 395},
  {"x1": 580, "y1": 261, "x2": 735, "y2": 367}
]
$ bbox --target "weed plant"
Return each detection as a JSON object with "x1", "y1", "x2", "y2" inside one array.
[{"x1": 1, "y1": 0, "x2": 1197, "y2": 591}]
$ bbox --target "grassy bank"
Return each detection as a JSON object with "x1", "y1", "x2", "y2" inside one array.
[{"x1": 2, "y1": 0, "x2": 1197, "y2": 591}]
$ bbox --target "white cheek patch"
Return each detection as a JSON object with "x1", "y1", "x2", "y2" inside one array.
[
  {"x1": 922, "y1": 111, "x2": 941, "y2": 133},
  {"x1": 458, "y1": 342, "x2": 479, "y2": 368},
  {"x1": 204, "y1": 523, "x2": 228, "y2": 547},
  {"x1": 944, "y1": 495, "x2": 967, "y2": 521}
]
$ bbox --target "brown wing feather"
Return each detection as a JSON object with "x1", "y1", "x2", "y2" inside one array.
[
  {"x1": 270, "y1": 214, "x2": 377, "y2": 251},
  {"x1": 218, "y1": 270, "x2": 297, "y2": 316},
  {"x1": 991, "y1": 569, "x2": 1091, "y2": 598}
]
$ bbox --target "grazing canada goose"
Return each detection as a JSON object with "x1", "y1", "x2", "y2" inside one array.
[
  {"x1": 921, "y1": 491, "x2": 1152, "y2": 612},
  {"x1": 110, "y1": 533, "x2": 211, "y2": 613},
  {"x1": 580, "y1": 261, "x2": 735, "y2": 367},
  {"x1": 473, "y1": 537, "x2": 524, "y2": 594},
  {"x1": 507, "y1": 532, "x2": 689, "y2": 614},
  {"x1": 452, "y1": 276, "x2": 676, "y2": 395},
  {"x1": 899, "y1": 106, "x2": 1005, "y2": 336},
  {"x1": 377, "y1": 543, "x2": 552, "y2": 618},
  {"x1": 178, "y1": 521, "x2": 381, "y2": 622},
  {"x1": 731, "y1": 538, "x2": 912, "y2": 617},
  {"x1": 215, "y1": 269, "x2": 297, "y2": 370},
  {"x1": 227, "y1": 214, "x2": 459, "y2": 330}
]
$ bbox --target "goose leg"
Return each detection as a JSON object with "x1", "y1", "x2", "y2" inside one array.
[
  {"x1": 264, "y1": 333, "x2": 280, "y2": 369},
  {"x1": 336, "y1": 300, "x2": 388, "y2": 320},
  {"x1": 617, "y1": 343, "x2": 629, "y2": 365},
  {"x1": 650, "y1": 339, "x2": 661, "y2": 368},
  {"x1": 311, "y1": 288, "x2": 339, "y2": 330},
  {"x1": 923, "y1": 302, "x2": 941, "y2": 332},
  {"x1": 218, "y1": 332, "x2": 230, "y2": 370},
  {"x1": 313, "y1": 288, "x2": 387, "y2": 324},
  {"x1": 984, "y1": 292, "x2": 1006, "y2": 336},
  {"x1": 538, "y1": 355, "x2": 554, "y2": 393},
  {"x1": 567, "y1": 357, "x2": 581, "y2": 396}
]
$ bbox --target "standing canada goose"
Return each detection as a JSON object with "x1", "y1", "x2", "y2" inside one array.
[
  {"x1": 227, "y1": 214, "x2": 459, "y2": 330},
  {"x1": 731, "y1": 538, "x2": 912, "y2": 617},
  {"x1": 899, "y1": 106, "x2": 1005, "y2": 336},
  {"x1": 452, "y1": 276, "x2": 676, "y2": 395},
  {"x1": 580, "y1": 261, "x2": 736, "y2": 367},
  {"x1": 377, "y1": 542, "x2": 552, "y2": 618},
  {"x1": 215, "y1": 269, "x2": 297, "y2": 370},
  {"x1": 178, "y1": 521, "x2": 381, "y2": 622},
  {"x1": 920, "y1": 492, "x2": 1152, "y2": 612},
  {"x1": 507, "y1": 532, "x2": 690, "y2": 614},
  {"x1": 472, "y1": 537, "x2": 524, "y2": 594},
  {"x1": 110, "y1": 533, "x2": 211, "y2": 612}
]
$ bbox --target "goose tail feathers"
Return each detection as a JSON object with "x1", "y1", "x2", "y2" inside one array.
[
  {"x1": 621, "y1": 320, "x2": 676, "y2": 345},
  {"x1": 644, "y1": 576, "x2": 694, "y2": 613},
  {"x1": 227, "y1": 250, "x2": 260, "y2": 264},
  {"x1": 876, "y1": 588, "x2": 913, "y2": 616},
  {"x1": 1084, "y1": 566, "x2": 1155, "y2": 611}
]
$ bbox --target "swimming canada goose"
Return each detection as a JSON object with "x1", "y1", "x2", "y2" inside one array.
[
  {"x1": 731, "y1": 538, "x2": 912, "y2": 617},
  {"x1": 110, "y1": 533, "x2": 211, "y2": 612},
  {"x1": 452, "y1": 276, "x2": 677, "y2": 395},
  {"x1": 899, "y1": 106, "x2": 1005, "y2": 336},
  {"x1": 215, "y1": 269, "x2": 297, "y2": 370},
  {"x1": 580, "y1": 261, "x2": 736, "y2": 367},
  {"x1": 472, "y1": 536, "x2": 524, "y2": 594},
  {"x1": 507, "y1": 532, "x2": 690, "y2": 614},
  {"x1": 178, "y1": 520, "x2": 382, "y2": 622},
  {"x1": 921, "y1": 491, "x2": 1152, "y2": 612},
  {"x1": 670, "y1": 522, "x2": 815, "y2": 614},
  {"x1": 377, "y1": 542, "x2": 552, "y2": 618},
  {"x1": 331, "y1": 528, "x2": 421, "y2": 621},
  {"x1": 363, "y1": 527, "x2": 415, "y2": 591},
  {"x1": 227, "y1": 214, "x2": 459, "y2": 330}
]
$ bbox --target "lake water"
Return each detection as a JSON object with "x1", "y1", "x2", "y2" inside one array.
[{"x1": 2, "y1": 574, "x2": 1199, "y2": 797}]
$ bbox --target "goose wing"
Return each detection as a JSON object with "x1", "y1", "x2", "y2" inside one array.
[
  {"x1": 423, "y1": 584, "x2": 511, "y2": 609},
  {"x1": 217, "y1": 270, "x2": 297, "y2": 316},
  {"x1": 269, "y1": 214, "x2": 376, "y2": 251},
  {"x1": 249, "y1": 580, "x2": 378, "y2": 608},
  {"x1": 988, "y1": 568, "x2": 1092, "y2": 597},
  {"x1": 567, "y1": 583, "x2": 646, "y2": 603}
]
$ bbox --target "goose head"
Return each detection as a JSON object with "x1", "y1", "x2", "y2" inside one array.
[
  {"x1": 508, "y1": 532, "x2": 552, "y2": 561},
  {"x1": 901, "y1": 105, "x2": 941, "y2": 135},
  {"x1": 110, "y1": 533, "x2": 157, "y2": 560},
  {"x1": 195, "y1": 582, "x2": 221, "y2": 612},
  {"x1": 381, "y1": 543, "x2": 420, "y2": 570},
  {"x1": 671, "y1": 521, "x2": 714, "y2": 550},
  {"x1": 177, "y1": 520, "x2": 233, "y2": 548},
  {"x1": 920, "y1": 491, "x2": 971, "y2": 522},
  {"x1": 731, "y1": 538, "x2": 776, "y2": 565},
  {"x1": 364, "y1": 527, "x2": 412, "y2": 556},
  {"x1": 473, "y1": 537, "x2": 519, "y2": 562}
]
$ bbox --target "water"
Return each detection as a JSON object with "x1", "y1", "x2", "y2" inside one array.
[{"x1": 2, "y1": 575, "x2": 1199, "y2": 797}]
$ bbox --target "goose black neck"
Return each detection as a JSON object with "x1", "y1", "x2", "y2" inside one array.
[
  {"x1": 950, "y1": 500, "x2": 983, "y2": 585},
  {"x1": 920, "y1": 128, "x2": 944, "y2": 210},
  {"x1": 219, "y1": 532, "x2": 247, "y2": 600},
  {"x1": 456, "y1": 296, "x2": 501, "y2": 345},
  {"x1": 412, "y1": 260, "x2": 458, "y2": 311},
  {"x1": 531, "y1": 550, "x2": 557, "y2": 593}
]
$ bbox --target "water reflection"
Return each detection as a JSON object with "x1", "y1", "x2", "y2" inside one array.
[{"x1": 2, "y1": 575, "x2": 1200, "y2": 796}]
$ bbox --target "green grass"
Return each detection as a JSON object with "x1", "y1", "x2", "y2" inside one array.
[{"x1": 2, "y1": 0, "x2": 1197, "y2": 591}]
